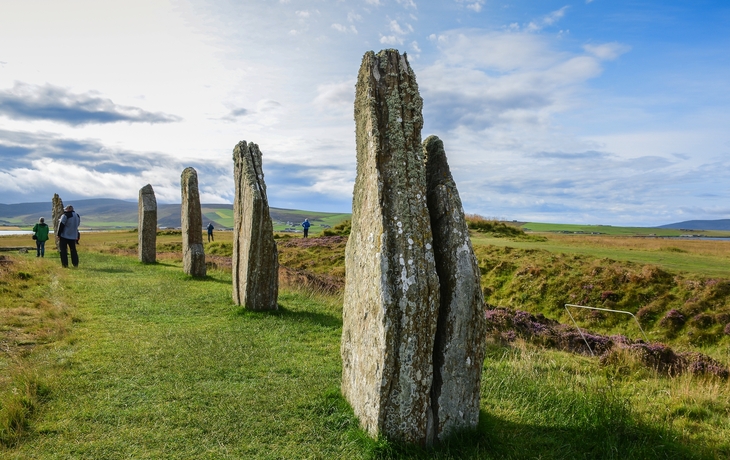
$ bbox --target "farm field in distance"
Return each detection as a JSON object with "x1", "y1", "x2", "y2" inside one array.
[{"x1": 1, "y1": 221, "x2": 729, "y2": 458}]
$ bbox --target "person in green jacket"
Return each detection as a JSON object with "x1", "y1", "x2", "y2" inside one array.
[{"x1": 32, "y1": 217, "x2": 50, "y2": 257}]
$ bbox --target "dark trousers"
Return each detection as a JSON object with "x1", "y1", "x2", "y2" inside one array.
[
  {"x1": 208, "y1": 232, "x2": 214, "y2": 242},
  {"x1": 303, "y1": 228, "x2": 309, "y2": 238},
  {"x1": 59, "y1": 237, "x2": 79, "y2": 268},
  {"x1": 36, "y1": 240, "x2": 46, "y2": 257}
]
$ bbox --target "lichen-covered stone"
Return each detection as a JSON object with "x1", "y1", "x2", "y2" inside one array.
[
  {"x1": 138, "y1": 184, "x2": 157, "y2": 264},
  {"x1": 232, "y1": 140, "x2": 279, "y2": 310},
  {"x1": 51, "y1": 194, "x2": 64, "y2": 250},
  {"x1": 180, "y1": 167, "x2": 206, "y2": 277},
  {"x1": 342, "y1": 49, "x2": 440, "y2": 446},
  {"x1": 424, "y1": 135, "x2": 487, "y2": 441}
]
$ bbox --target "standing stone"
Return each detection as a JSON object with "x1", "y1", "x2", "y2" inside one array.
[
  {"x1": 181, "y1": 167, "x2": 206, "y2": 277},
  {"x1": 138, "y1": 184, "x2": 157, "y2": 263},
  {"x1": 51, "y1": 194, "x2": 64, "y2": 251},
  {"x1": 232, "y1": 140, "x2": 279, "y2": 310},
  {"x1": 424, "y1": 135, "x2": 487, "y2": 441},
  {"x1": 341, "y1": 49, "x2": 441, "y2": 445}
]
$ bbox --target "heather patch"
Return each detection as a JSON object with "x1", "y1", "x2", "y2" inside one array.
[{"x1": 486, "y1": 307, "x2": 729, "y2": 379}]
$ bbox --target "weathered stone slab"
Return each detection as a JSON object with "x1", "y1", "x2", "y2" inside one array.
[
  {"x1": 52, "y1": 194, "x2": 64, "y2": 250},
  {"x1": 342, "y1": 49, "x2": 440, "y2": 445},
  {"x1": 181, "y1": 167, "x2": 206, "y2": 277},
  {"x1": 424, "y1": 135, "x2": 487, "y2": 441},
  {"x1": 138, "y1": 184, "x2": 157, "y2": 263},
  {"x1": 232, "y1": 140, "x2": 279, "y2": 310}
]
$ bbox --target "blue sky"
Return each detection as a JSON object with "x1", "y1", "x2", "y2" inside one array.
[{"x1": 1, "y1": 0, "x2": 728, "y2": 226}]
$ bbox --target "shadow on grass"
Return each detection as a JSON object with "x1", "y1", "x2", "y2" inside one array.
[
  {"x1": 181, "y1": 274, "x2": 230, "y2": 285},
  {"x1": 307, "y1": 390, "x2": 711, "y2": 460},
  {"x1": 235, "y1": 304, "x2": 342, "y2": 329},
  {"x1": 277, "y1": 304, "x2": 342, "y2": 328},
  {"x1": 88, "y1": 267, "x2": 134, "y2": 274}
]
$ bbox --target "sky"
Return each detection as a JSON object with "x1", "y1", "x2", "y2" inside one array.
[{"x1": 1, "y1": 0, "x2": 729, "y2": 226}]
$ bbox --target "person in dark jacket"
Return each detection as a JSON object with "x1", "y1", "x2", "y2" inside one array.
[
  {"x1": 56, "y1": 205, "x2": 81, "y2": 268},
  {"x1": 32, "y1": 217, "x2": 50, "y2": 257},
  {"x1": 207, "y1": 222, "x2": 214, "y2": 242},
  {"x1": 301, "y1": 218, "x2": 311, "y2": 238}
]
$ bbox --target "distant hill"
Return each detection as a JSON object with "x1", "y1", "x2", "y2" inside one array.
[
  {"x1": 0, "y1": 198, "x2": 350, "y2": 233},
  {"x1": 657, "y1": 219, "x2": 730, "y2": 231}
]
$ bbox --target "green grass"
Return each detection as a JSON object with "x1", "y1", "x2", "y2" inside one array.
[
  {"x1": 4, "y1": 252, "x2": 369, "y2": 458},
  {"x1": 521, "y1": 222, "x2": 730, "y2": 237},
  {"x1": 471, "y1": 234, "x2": 730, "y2": 278},
  {"x1": 2, "y1": 234, "x2": 729, "y2": 458}
]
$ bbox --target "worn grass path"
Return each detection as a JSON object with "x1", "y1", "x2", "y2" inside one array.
[{"x1": 5, "y1": 251, "x2": 364, "y2": 459}]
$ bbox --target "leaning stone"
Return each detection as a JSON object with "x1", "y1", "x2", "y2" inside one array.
[
  {"x1": 424, "y1": 135, "x2": 487, "y2": 441},
  {"x1": 181, "y1": 167, "x2": 206, "y2": 277},
  {"x1": 52, "y1": 194, "x2": 64, "y2": 250},
  {"x1": 138, "y1": 184, "x2": 157, "y2": 263},
  {"x1": 232, "y1": 140, "x2": 279, "y2": 310},
  {"x1": 341, "y1": 49, "x2": 440, "y2": 446}
]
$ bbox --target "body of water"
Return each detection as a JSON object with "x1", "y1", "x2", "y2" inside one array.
[{"x1": 0, "y1": 230, "x2": 41, "y2": 236}]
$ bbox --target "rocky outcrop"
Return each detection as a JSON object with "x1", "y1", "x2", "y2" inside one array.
[
  {"x1": 341, "y1": 49, "x2": 440, "y2": 446},
  {"x1": 232, "y1": 141, "x2": 278, "y2": 310},
  {"x1": 181, "y1": 167, "x2": 206, "y2": 277},
  {"x1": 138, "y1": 184, "x2": 157, "y2": 263},
  {"x1": 424, "y1": 135, "x2": 487, "y2": 441},
  {"x1": 51, "y1": 194, "x2": 64, "y2": 250}
]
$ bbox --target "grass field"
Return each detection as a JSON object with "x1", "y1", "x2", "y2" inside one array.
[
  {"x1": 1, "y1": 230, "x2": 729, "y2": 458},
  {"x1": 522, "y1": 222, "x2": 730, "y2": 237}
]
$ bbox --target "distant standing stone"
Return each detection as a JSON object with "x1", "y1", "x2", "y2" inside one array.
[
  {"x1": 232, "y1": 141, "x2": 279, "y2": 310},
  {"x1": 51, "y1": 194, "x2": 64, "y2": 251},
  {"x1": 424, "y1": 135, "x2": 487, "y2": 441},
  {"x1": 341, "y1": 49, "x2": 440, "y2": 445},
  {"x1": 138, "y1": 184, "x2": 157, "y2": 264},
  {"x1": 181, "y1": 167, "x2": 206, "y2": 277}
]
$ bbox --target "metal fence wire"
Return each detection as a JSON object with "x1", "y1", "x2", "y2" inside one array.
[{"x1": 564, "y1": 303, "x2": 649, "y2": 356}]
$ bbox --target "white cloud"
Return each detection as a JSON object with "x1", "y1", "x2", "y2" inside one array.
[
  {"x1": 296, "y1": 10, "x2": 310, "y2": 18},
  {"x1": 583, "y1": 42, "x2": 631, "y2": 61},
  {"x1": 380, "y1": 35, "x2": 403, "y2": 45},
  {"x1": 389, "y1": 19, "x2": 412, "y2": 35},
  {"x1": 411, "y1": 41, "x2": 421, "y2": 53},
  {"x1": 526, "y1": 6, "x2": 569, "y2": 31},
  {"x1": 467, "y1": 1, "x2": 484, "y2": 13},
  {"x1": 313, "y1": 81, "x2": 354, "y2": 115},
  {"x1": 396, "y1": 0, "x2": 418, "y2": 9}
]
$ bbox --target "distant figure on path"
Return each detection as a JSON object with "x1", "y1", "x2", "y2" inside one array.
[
  {"x1": 32, "y1": 217, "x2": 49, "y2": 257},
  {"x1": 207, "y1": 222, "x2": 215, "y2": 242},
  {"x1": 56, "y1": 205, "x2": 81, "y2": 268},
  {"x1": 301, "y1": 218, "x2": 310, "y2": 238}
]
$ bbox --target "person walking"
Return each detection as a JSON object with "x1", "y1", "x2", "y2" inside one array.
[
  {"x1": 56, "y1": 205, "x2": 81, "y2": 268},
  {"x1": 207, "y1": 222, "x2": 215, "y2": 242},
  {"x1": 32, "y1": 217, "x2": 50, "y2": 257},
  {"x1": 301, "y1": 218, "x2": 311, "y2": 238}
]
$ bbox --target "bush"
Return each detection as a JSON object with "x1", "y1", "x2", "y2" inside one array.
[{"x1": 322, "y1": 220, "x2": 351, "y2": 236}]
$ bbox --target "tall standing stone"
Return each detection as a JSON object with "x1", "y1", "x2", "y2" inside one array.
[
  {"x1": 341, "y1": 49, "x2": 441, "y2": 445},
  {"x1": 232, "y1": 140, "x2": 279, "y2": 310},
  {"x1": 51, "y1": 194, "x2": 64, "y2": 251},
  {"x1": 424, "y1": 135, "x2": 487, "y2": 441},
  {"x1": 138, "y1": 184, "x2": 157, "y2": 263},
  {"x1": 181, "y1": 167, "x2": 206, "y2": 277}
]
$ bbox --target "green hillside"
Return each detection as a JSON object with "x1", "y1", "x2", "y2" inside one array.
[{"x1": 522, "y1": 222, "x2": 730, "y2": 237}]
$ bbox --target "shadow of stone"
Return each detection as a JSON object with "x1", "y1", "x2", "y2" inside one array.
[
  {"x1": 235, "y1": 304, "x2": 342, "y2": 329},
  {"x1": 91, "y1": 267, "x2": 134, "y2": 274},
  {"x1": 365, "y1": 410, "x2": 711, "y2": 459}
]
